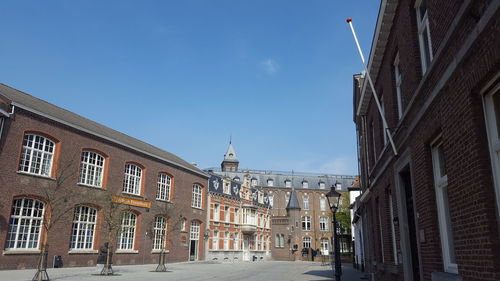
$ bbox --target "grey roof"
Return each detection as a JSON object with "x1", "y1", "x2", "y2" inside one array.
[
  {"x1": 286, "y1": 188, "x2": 301, "y2": 210},
  {"x1": 0, "y1": 84, "x2": 208, "y2": 178},
  {"x1": 206, "y1": 168, "x2": 356, "y2": 191},
  {"x1": 223, "y1": 142, "x2": 238, "y2": 163}
]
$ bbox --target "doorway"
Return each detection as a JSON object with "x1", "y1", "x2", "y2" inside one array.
[{"x1": 189, "y1": 221, "x2": 200, "y2": 261}]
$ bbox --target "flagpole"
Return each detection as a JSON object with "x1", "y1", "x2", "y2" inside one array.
[{"x1": 346, "y1": 18, "x2": 398, "y2": 156}]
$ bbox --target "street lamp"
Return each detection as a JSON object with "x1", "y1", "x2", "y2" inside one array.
[{"x1": 326, "y1": 182, "x2": 342, "y2": 281}]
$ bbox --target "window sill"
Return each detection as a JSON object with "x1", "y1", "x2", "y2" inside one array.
[
  {"x1": 121, "y1": 192, "x2": 143, "y2": 199},
  {"x1": 192, "y1": 207, "x2": 204, "y2": 210},
  {"x1": 68, "y1": 249, "x2": 98, "y2": 254},
  {"x1": 3, "y1": 249, "x2": 41, "y2": 255},
  {"x1": 115, "y1": 249, "x2": 139, "y2": 254},
  {"x1": 156, "y1": 199, "x2": 172, "y2": 203},
  {"x1": 17, "y1": 171, "x2": 55, "y2": 181},
  {"x1": 77, "y1": 183, "x2": 105, "y2": 190},
  {"x1": 151, "y1": 249, "x2": 170, "y2": 254},
  {"x1": 431, "y1": 271, "x2": 462, "y2": 281}
]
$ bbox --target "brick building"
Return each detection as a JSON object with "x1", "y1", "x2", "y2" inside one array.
[
  {"x1": 207, "y1": 143, "x2": 356, "y2": 261},
  {"x1": 352, "y1": 1, "x2": 500, "y2": 281},
  {"x1": 0, "y1": 84, "x2": 209, "y2": 269},
  {"x1": 206, "y1": 171, "x2": 272, "y2": 262}
]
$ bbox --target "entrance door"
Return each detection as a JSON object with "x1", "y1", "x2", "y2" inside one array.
[
  {"x1": 400, "y1": 168, "x2": 420, "y2": 281},
  {"x1": 243, "y1": 236, "x2": 250, "y2": 261},
  {"x1": 189, "y1": 221, "x2": 200, "y2": 261}
]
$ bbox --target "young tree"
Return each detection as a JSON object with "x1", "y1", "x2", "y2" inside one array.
[
  {"x1": 33, "y1": 154, "x2": 79, "y2": 281},
  {"x1": 93, "y1": 189, "x2": 128, "y2": 276},
  {"x1": 145, "y1": 201, "x2": 182, "y2": 272}
]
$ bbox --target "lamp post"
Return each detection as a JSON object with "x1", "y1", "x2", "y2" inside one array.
[{"x1": 326, "y1": 182, "x2": 342, "y2": 281}]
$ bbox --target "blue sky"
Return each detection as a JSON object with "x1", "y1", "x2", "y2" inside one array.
[{"x1": 0, "y1": 1, "x2": 379, "y2": 175}]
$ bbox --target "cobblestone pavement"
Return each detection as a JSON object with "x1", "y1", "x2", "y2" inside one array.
[{"x1": 0, "y1": 261, "x2": 368, "y2": 281}]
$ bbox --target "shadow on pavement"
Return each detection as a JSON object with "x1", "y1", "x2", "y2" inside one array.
[{"x1": 303, "y1": 269, "x2": 334, "y2": 280}]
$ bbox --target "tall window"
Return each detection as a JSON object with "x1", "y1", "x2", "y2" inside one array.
[
  {"x1": 234, "y1": 208, "x2": 239, "y2": 224},
  {"x1": 302, "y1": 216, "x2": 311, "y2": 231},
  {"x1": 19, "y1": 134, "x2": 55, "y2": 177},
  {"x1": 389, "y1": 192, "x2": 398, "y2": 264},
  {"x1": 190, "y1": 221, "x2": 200, "y2": 241},
  {"x1": 376, "y1": 198, "x2": 385, "y2": 263},
  {"x1": 191, "y1": 184, "x2": 202, "y2": 208},
  {"x1": 224, "y1": 206, "x2": 230, "y2": 222},
  {"x1": 152, "y1": 216, "x2": 167, "y2": 250},
  {"x1": 303, "y1": 237, "x2": 311, "y2": 248},
  {"x1": 483, "y1": 81, "x2": 500, "y2": 222},
  {"x1": 267, "y1": 179, "x2": 274, "y2": 186},
  {"x1": 320, "y1": 238, "x2": 329, "y2": 255},
  {"x1": 212, "y1": 230, "x2": 219, "y2": 250},
  {"x1": 320, "y1": 198, "x2": 327, "y2": 211},
  {"x1": 224, "y1": 232, "x2": 229, "y2": 250},
  {"x1": 371, "y1": 121, "x2": 377, "y2": 162},
  {"x1": 431, "y1": 138, "x2": 457, "y2": 273},
  {"x1": 181, "y1": 218, "x2": 186, "y2": 231},
  {"x1": 303, "y1": 196, "x2": 309, "y2": 210},
  {"x1": 7, "y1": 198, "x2": 45, "y2": 249},
  {"x1": 119, "y1": 212, "x2": 137, "y2": 250},
  {"x1": 394, "y1": 53, "x2": 404, "y2": 119},
  {"x1": 319, "y1": 217, "x2": 328, "y2": 231},
  {"x1": 234, "y1": 232, "x2": 239, "y2": 250},
  {"x1": 223, "y1": 182, "x2": 230, "y2": 194},
  {"x1": 381, "y1": 96, "x2": 388, "y2": 146},
  {"x1": 123, "y1": 164, "x2": 142, "y2": 195},
  {"x1": 285, "y1": 194, "x2": 290, "y2": 207},
  {"x1": 416, "y1": 0, "x2": 433, "y2": 73},
  {"x1": 70, "y1": 206, "x2": 97, "y2": 250},
  {"x1": 156, "y1": 173, "x2": 171, "y2": 201},
  {"x1": 79, "y1": 151, "x2": 105, "y2": 187},
  {"x1": 269, "y1": 196, "x2": 274, "y2": 208},
  {"x1": 213, "y1": 203, "x2": 220, "y2": 221}
]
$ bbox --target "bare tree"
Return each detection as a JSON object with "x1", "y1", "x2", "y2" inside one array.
[
  {"x1": 92, "y1": 189, "x2": 128, "y2": 276},
  {"x1": 33, "y1": 154, "x2": 79, "y2": 281},
  {"x1": 145, "y1": 201, "x2": 182, "y2": 272}
]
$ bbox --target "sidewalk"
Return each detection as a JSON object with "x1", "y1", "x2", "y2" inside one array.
[{"x1": 325, "y1": 263, "x2": 369, "y2": 281}]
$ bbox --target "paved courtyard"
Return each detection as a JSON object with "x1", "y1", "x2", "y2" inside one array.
[{"x1": 0, "y1": 261, "x2": 368, "y2": 281}]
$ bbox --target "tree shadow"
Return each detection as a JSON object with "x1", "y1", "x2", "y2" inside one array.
[{"x1": 303, "y1": 269, "x2": 334, "y2": 280}]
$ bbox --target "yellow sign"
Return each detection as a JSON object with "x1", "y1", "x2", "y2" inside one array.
[{"x1": 112, "y1": 195, "x2": 151, "y2": 209}]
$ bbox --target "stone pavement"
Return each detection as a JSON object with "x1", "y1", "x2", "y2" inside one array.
[{"x1": 0, "y1": 261, "x2": 369, "y2": 281}]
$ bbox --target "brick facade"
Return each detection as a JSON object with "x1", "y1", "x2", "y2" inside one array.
[
  {"x1": 0, "y1": 85, "x2": 208, "y2": 269},
  {"x1": 353, "y1": 1, "x2": 500, "y2": 281}
]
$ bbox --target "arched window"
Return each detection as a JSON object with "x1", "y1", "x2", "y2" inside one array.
[
  {"x1": 123, "y1": 163, "x2": 142, "y2": 195},
  {"x1": 156, "y1": 173, "x2": 172, "y2": 201},
  {"x1": 303, "y1": 236, "x2": 311, "y2": 248},
  {"x1": 7, "y1": 198, "x2": 45, "y2": 249},
  {"x1": 153, "y1": 216, "x2": 167, "y2": 250},
  {"x1": 70, "y1": 205, "x2": 97, "y2": 249},
  {"x1": 79, "y1": 151, "x2": 105, "y2": 187},
  {"x1": 119, "y1": 212, "x2": 137, "y2": 250},
  {"x1": 19, "y1": 134, "x2": 55, "y2": 177},
  {"x1": 191, "y1": 184, "x2": 203, "y2": 209}
]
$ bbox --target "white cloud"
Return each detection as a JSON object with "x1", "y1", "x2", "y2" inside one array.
[{"x1": 260, "y1": 58, "x2": 280, "y2": 75}]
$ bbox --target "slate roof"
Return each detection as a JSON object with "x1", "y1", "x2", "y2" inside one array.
[
  {"x1": 206, "y1": 168, "x2": 356, "y2": 191},
  {"x1": 0, "y1": 83, "x2": 208, "y2": 178},
  {"x1": 223, "y1": 142, "x2": 238, "y2": 163},
  {"x1": 286, "y1": 188, "x2": 301, "y2": 210}
]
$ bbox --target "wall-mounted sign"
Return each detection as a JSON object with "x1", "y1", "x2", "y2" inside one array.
[{"x1": 111, "y1": 195, "x2": 151, "y2": 209}]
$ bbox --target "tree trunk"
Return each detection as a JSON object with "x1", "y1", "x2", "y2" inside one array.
[
  {"x1": 155, "y1": 249, "x2": 167, "y2": 272},
  {"x1": 33, "y1": 241, "x2": 49, "y2": 281},
  {"x1": 101, "y1": 235, "x2": 114, "y2": 275}
]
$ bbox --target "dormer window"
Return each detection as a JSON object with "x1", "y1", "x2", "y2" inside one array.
[
  {"x1": 285, "y1": 180, "x2": 291, "y2": 188},
  {"x1": 233, "y1": 176, "x2": 240, "y2": 182},
  {"x1": 251, "y1": 178, "x2": 258, "y2": 186},
  {"x1": 336, "y1": 183, "x2": 342, "y2": 191},
  {"x1": 319, "y1": 182, "x2": 325, "y2": 189},
  {"x1": 267, "y1": 179, "x2": 274, "y2": 187},
  {"x1": 302, "y1": 181, "x2": 308, "y2": 189}
]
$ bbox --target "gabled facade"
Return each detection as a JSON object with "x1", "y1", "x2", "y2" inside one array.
[{"x1": 353, "y1": 1, "x2": 500, "y2": 281}]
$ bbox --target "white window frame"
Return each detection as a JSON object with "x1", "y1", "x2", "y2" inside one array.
[
  {"x1": 191, "y1": 184, "x2": 203, "y2": 209},
  {"x1": 267, "y1": 179, "x2": 274, "y2": 186},
  {"x1": 394, "y1": 53, "x2": 404, "y2": 119},
  {"x1": 18, "y1": 134, "x2": 55, "y2": 177},
  {"x1": 213, "y1": 203, "x2": 219, "y2": 221},
  {"x1": 269, "y1": 196, "x2": 274, "y2": 208},
  {"x1": 224, "y1": 206, "x2": 230, "y2": 222},
  {"x1": 285, "y1": 180, "x2": 291, "y2": 188},
  {"x1": 483, "y1": 78, "x2": 500, "y2": 220},
  {"x1": 320, "y1": 197, "x2": 327, "y2": 211},
  {"x1": 79, "y1": 151, "x2": 105, "y2": 187},
  {"x1": 319, "y1": 182, "x2": 325, "y2": 189},
  {"x1": 251, "y1": 178, "x2": 258, "y2": 186},
  {"x1": 123, "y1": 163, "x2": 142, "y2": 195},
  {"x1": 212, "y1": 230, "x2": 219, "y2": 250},
  {"x1": 302, "y1": 181, "x2": 308, "y2": 189},
  {"x1": 319, "y1": 216, "x2": 328, "y2": 231},
  {"x1": 234, "y1": 232, "x2": 239, "y2": 250},
  {"x1": 285, "y1": 194, "x2": 290, "y2": 207},
  {"x1": 152, "y1": 216, "x2": 167, "y2": 250},
  {"x1": 302, "y1": 216, "x2": 311, "y2": 231},
  {"x1": 119, "y1": 212, "x2": 137, "y2": 250},
  {"x1": 181, "y1": 218, "x2": 186, "y2": 231},
  {"x1": 320, "y1": 238, "x2": 329, "y2": 255},
  {"x1": 303, "y1": 196, "x2": 309, "y2": 210},
  {"x1": 224, "y1": 232, "x2": 230, "y2": 250},
  {"x1": 223, "y1": 182, "x2": 230, "y2": 194},
  {"x1": 190, "y1": 221, "x2": 200, "y2": 241},
  {"x1": 415, "y1": 0, "x2": 433, "y2": 73},
  {"x1": 303, "y1": 236, "x2": 311, "y2": 248},
  {"x1": 431, "y1": 137, "x2": 457, "y2": 273},
  {"x1": 7, "y1": 198, "x2": 45, "y2": 250},
  {"x1": 70, "y1": 205, "x2": 97, "y2": 250},
  {"x1": 156, "y1": 173, "x2": 172, "y2": 201}
]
